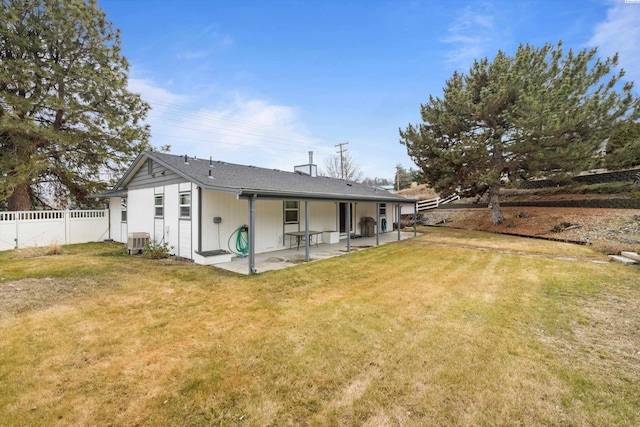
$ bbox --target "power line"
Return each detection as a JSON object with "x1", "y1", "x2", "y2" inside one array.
[
  {"x1": 144, "y1": 98, "x2": 319, "y2": 144},
  {"x1": 150, "y1": 130, "x2": 317, "y2": 154},
  {"x1": 138, "y1": 97, "x2": 340, "y2": 157}
]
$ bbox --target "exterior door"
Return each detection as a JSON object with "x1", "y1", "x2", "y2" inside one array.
[{"x1": 339, "y1": 203, "x2": 354, "y2": 234}]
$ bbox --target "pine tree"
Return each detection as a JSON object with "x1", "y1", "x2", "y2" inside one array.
[
  {"x1": 400, "y1": 42, "x2": 639, "y2": 225},
  {"x1": 1, "y1": 0, "x2": 150, "y2": 210},
  {"x1": 605, "y1": 122, "x2": 640, "y2": 170}
]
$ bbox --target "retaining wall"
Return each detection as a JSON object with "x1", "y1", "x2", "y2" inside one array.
[{"x1": 520, "y1": 168, "x2": 640, "y2": 189}]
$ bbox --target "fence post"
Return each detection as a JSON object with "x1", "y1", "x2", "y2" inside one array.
[
  {"x1": 15, "y1": 212, "x2": 19, "y2": 249},
  {"x1": 65, "y1": 210, "x2": 70, "y2": 245}
]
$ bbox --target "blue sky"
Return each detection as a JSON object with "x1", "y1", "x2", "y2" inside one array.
[{"x1": 98, "y1": 0, "x2": 640, "y2": 181}]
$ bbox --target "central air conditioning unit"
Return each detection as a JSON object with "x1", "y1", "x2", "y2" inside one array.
[{"x1": 127, "y1": 232, "x2": 150, "y2": 254}]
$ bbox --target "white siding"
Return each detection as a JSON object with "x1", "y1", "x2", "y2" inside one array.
[
  {"x1": 189, "y1": 185, "x2": 199, "y2": 259},
  {"x1": 120, "y1": 222, "x2": 128, "y2": 243},
  {"x1": 108, "y1": 197, "x2": 127, "y2": 243},
  {"x1": 255, "y1": 200, "x2": 284, "y2": 252},
  {"x1": 307, "y1": 202, "x2": 338, "y2": 242},
  {"x1": 124, "y1": 183, "x2": 399, "y2": 263},
  {"x1": 163, "y1": 185, "x2": 178, "y2": 253},
  {"x1": 127, "y1": 183, "x2": 195, "y2": 257},
  {"x1": 199, "y1": 193, "x2": 385, "y2": 255},
  {"x1": 200, "y1": 191, "x2": 249, "y2": 253},
  {"x1": 179, "y1": 220, "x2": 191, "y2": 258},
  {"x1": 154, "y1": 219, "x2": 165, "y2": 246},
  {"x1": 127, "y1": 187, "x2": 156, "y2": 240},
  {"x1": 177, "y1": 182, "x2": 193, "y2": 258},
  {"x1": 201, "y1": 192, "x2": 301, "y2": 254}
]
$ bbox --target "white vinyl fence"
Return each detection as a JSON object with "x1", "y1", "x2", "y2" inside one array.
[
  {"x1": 401, "y1": 194, "x2": 461, "y2": 215},
  {"x1": 415, "y1": 194, "x2": 460, "y2": 211},
  {"x1": 0, "y1": 210, "x2": 110, "y2": 251}
]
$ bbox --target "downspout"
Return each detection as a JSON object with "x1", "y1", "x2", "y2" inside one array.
[
  {"x1": 397, "y1": 204, "x2": 401, "y2": 241},
  {"x1": 198, "y1": 187, "x2": 202, "y2": 253},
  {"x1": 248, "y1": 195, "x2": 257, "y2": 275},
  {"x1": 375, "y1": 202, "x2": 380, "y2": 246},
  {"x1": 346, "y1": 202, "x2": 351, "y2": 252}
]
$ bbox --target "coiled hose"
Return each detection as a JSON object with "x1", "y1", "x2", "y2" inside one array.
[{"x1": 228, "y1": 225, "x2": 249, "y2": 257}]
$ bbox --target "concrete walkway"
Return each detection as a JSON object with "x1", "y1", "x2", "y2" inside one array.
[{"x1": 214, "y1": 231, "x2": 416, "y2": 275}]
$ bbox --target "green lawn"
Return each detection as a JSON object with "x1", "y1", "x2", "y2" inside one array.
[{"x1": 1, "y1": 228, "x2": 639, "y2": 426}]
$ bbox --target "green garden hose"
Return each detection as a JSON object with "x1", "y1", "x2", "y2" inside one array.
[{"x1": 228, "y1": 225, "x2": 249, "y2": 257}]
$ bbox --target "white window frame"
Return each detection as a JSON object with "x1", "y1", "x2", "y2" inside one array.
[
  {"x1": 284, "y1": 200, "x2": 299, "y2": 224},
  {"x1": 121, "y1": 197, "x2": 127, "y2": 223},
  {"x1": 154, "y1": 195, "x2": 164, "y2": 218},
  {"x1": 179, "y1": 192, "x2": 191, "y2": 219}
]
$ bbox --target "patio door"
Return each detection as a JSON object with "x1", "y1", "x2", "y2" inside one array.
[{"x1": 339, "y1": 203, "x2": 354, "y2": 234}]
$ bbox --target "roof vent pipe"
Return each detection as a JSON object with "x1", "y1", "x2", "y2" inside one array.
[
  {"x1": 184, "y1": 154, "x2": 188, "y2": 164},
  {"x1": 309, "y1": 151, "x2": 313, "y2": 165},
  {"x1": 209, "y1": 156, "x2": 213, "y2": 167}
]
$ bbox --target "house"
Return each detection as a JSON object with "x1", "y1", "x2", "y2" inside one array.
[{"x1": 98, "y1": 151, "x2": 417, "y2": 274}]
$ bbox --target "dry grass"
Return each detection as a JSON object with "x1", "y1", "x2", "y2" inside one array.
[
  {"x1": 397, "y1": 183, "x2": 439, "y2": 200},
  {"x1": 0, "y1": 232, "x2": 639, "y2": 426},
  {"x1": 9, "y1": 241, "x2": 64, "y2": 260}
]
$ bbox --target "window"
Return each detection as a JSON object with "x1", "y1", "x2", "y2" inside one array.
[
  {"x1": 284, "y1": 200, "x2": 299, "y2": 224},
  {"x1": 154, "y1": 195, "x2": 164, "y2": 218},
  {"x1": 179, "y1": 192, "x2": 191, "y2": 218},
  {"x1": 121, "y1": 198, "x2": 127, "y2": 223},
  {"x1": 379, "y1": 203, "x2": 386, "y2": 215}
]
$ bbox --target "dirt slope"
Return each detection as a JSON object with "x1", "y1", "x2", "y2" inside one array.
[{"x1": 422, "y1": 206, "x2": 640, "y2": 254}]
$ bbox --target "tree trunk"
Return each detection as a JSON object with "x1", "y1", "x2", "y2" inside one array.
[
  {"x1": 488, "y1": 186, "x2": 504, "y2": 225},
  {"x1": 7, "y1": 181, "x2": 32, "y2": 211}
]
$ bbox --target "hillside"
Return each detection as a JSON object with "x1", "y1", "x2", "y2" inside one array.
[{"x1": 399, "y1": 182, "x2": 640, "y2": 254}]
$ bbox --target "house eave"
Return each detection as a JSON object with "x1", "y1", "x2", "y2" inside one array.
[
  {"x1": 89, "y1": 189, "x2": 128, "y2": 198},
  {"x1": 236, "y1": 188, "x2": 417, "y2": 204}
]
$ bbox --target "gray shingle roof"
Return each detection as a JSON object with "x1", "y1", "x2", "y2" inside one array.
[{"x1": 116, "y1": 151, "x2": 414, "y2": 204}]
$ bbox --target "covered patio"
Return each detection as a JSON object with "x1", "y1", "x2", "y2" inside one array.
[{"x1": 212, "y1": 230, "x2": 416, "y2": 275}]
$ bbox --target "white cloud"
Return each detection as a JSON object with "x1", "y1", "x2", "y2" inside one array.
[
  {"x1": 589, "y1": 2, "x2": 640, "y2": 86},
  {"x1": 176, "y1": 50, "x2": 210, "y2": 60},
  {"x1": 201, "y1": 23, "x2": 235, "y2": 49},
  {"x1": 128, "y1": 79, "x2": 329, "y2": 172},
  {"x1": 441, "y1": 5, "x2": 497, "y2": 70},
  {"x1": 128, "y1": 78, "x2": 187, "y2": 105}
]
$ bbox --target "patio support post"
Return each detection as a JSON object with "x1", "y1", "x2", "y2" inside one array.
[
  {"x1": 248, "y1": 195, "x2": 256, "y2": 275},
  {"x1": 346, "y1": 202, "x2": 351, "y2": 252},
  {"x1": 397, "y1": 203, "x2": 401, "y2": 240},
  {"x1": 304, "y1": 200, "x2": 310, "y2": 262},
  {"x1": 375, "y1": 202, "x2": 380, "y2": 246},
  {"x1": 413, "y1": 203, "x2": 418, "y2": 236}
]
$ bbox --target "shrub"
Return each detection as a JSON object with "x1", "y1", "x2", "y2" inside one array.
[{"x1": 143, "y1": 240, "x2": 172, "y2": 259}]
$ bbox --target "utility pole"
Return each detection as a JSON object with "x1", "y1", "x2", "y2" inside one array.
[{"x1": 335, "y1": 142, "x2": 349, "y2": 179}]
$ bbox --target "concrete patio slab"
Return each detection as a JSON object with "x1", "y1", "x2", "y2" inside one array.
[{"x1": 212, "y1": 231, "x2": 416, "y2": 274}]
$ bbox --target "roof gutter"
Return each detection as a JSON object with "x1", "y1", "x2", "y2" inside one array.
[{"x1": 236, "y1": 188, "x2": 417, "y2": 204}]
